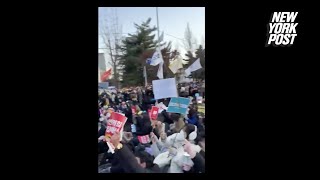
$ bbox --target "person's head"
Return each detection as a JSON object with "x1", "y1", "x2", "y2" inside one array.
[
  {"x1": 184, "y1": 124, "x2": 196, "y2": 140},
  {"x1": 121, "y1": 102, "x2": 126, "y2": 106},
  {"x1": 188, "y1": 108, "x2": 196, "y2": 118},
  {"x1": 157, "y1": 113, "x2": 164, "y2": 122},
  {"x1": 171, "y1": 113, "x2": 181, "y2": 122},
  {"x1": 134, "y1": 149, "x2": 154, "y2": 168},
  {"x1": 136, "y1": 113, "x2": 151, "y2": 126}
]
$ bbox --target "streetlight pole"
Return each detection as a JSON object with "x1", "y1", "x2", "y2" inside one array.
[{"x1": 156, "y1": 7, "x2": 160, "y2": 46}]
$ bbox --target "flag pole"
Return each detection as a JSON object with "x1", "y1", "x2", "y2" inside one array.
[
  {"x1": 156, "y1": 7, "x2": 161, "y2": 104},
  {"x1": 144, "y1": 66, "x2": 147, "y2": 87},
  {"x1": 156, "y1": 7, "x2": 160, "y2": 45}
]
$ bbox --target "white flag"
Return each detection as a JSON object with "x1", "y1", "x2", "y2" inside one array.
[
  {"x1": 169, "y1": 57, "x2": 183, "y2": 74},
  {"x1": 185, "y1": 58, "x2": 202, "y2": 76},
  {"x1": 150, "y1": 48, "x2": 164, "y2": 66},
  {"x1": 157, "y1": 62, "x2": 164, "y2": 79}
]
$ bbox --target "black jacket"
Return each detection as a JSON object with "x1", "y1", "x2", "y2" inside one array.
[
  {"x1": 115, "y1": 144, "x2": 161, "y2": 173},
  {"x1": 98, "y1": 125, "x2": 106, "y2": 138},
  {"x1": 191, "y1": 152, "x2": 205, "y2": 173}
]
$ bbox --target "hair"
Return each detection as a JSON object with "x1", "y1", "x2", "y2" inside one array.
[
  {"x1": 134, "y1": 150, "x2": 154, "y2": 168},
  {"x1": 188, "y1": 108, "x2": 196, "y2": 119},
  {"x1": 174, "y1": 117, "x2": 185, "y2": 133},
  {"x1": 171, "y1": 113, "x2": 181, "y2": 122},
  {"x1": 157, "y1": 113, "x2": 164, "y2": 122},
  {"x1": 136, "y1": 113, "x2": 151, "y2": 127},
  {"x1": 195, "y1": 129, "x2": 205, "y2": 145},
  {"x1": 184, "y1": 124, "x2": 196, "y2": 140}
]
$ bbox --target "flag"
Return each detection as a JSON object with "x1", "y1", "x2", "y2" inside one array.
[
  {"x1": 149, "y1": 48, "x2": 164, "y2": 66},
  {"x1": 169, "y1": 57, "x2": 183, "y2": 74},
  {"x1": 185, "y1": 68, "x2": 191, "y2": 76},
  {"x1": 185, "y1": 58, "x2": 202, "y2": 76},
  {"x1": 101, "y1": 68, "x2": 112, "y2": 82},
  {"x1": 157, "y1": 62, "x2": 164, "y2": 79}
]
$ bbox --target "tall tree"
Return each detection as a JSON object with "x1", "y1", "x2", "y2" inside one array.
[
  {"x1": 119, "y1": 18, "x2": 159, "y2": 86},
  {"x1": 99, "y1": 8, "x2": 123, "y2": 88}
]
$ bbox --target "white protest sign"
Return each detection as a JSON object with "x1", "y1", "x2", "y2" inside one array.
[{"x1": 152, "y1": 78, "x2": 178, "y2": 100}]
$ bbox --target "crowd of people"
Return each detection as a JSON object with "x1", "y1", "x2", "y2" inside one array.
[{"x1": 98, "y1": 81, "x2": 205, "y2": 173}]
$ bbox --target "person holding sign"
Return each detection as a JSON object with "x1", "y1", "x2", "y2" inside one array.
[{"x1": 107, "y1": 131, "x2": 161, "y2": 173}]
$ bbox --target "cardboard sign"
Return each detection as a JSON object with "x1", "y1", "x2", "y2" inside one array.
[
  {"x1": 150, "y1": 106, "x2": 159, "y2": 120},
  {"x1": 138, "y1": 135, "x2": 151, "y2": 144},
  {"x1": 105, "y1": 112, "x2": 127, "y2": 138},
  {"x1": 152, "y1": 78, "x2": 178, "y2": 100},
  {"x1": 167, "y1": 97, "x2": 191, "y2": 115}
]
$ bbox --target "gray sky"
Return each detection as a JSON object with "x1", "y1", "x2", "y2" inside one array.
[{"x1": 98, "y1": 7, "x2": 205, "y2": 69}]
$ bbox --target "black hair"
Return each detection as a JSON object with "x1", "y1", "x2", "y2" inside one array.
[
  {"x1": 171, "y1": 113, "x2": 180, "y2": 122},
  {"x1": 134, "y1": 150, "x2": 154, "y2": 168},
  {"x1": 184, "y1": 124, "x2": 195, "y2": 140},
  {"x1": 188, "y1": 108, "x2": 196, "y2": 119},
  {"x1": 195, "y1": 130, "x2": 205, "y2": 145},
  {"x1": 157, "y1": 113, "x2": 164, "y2": 122}
]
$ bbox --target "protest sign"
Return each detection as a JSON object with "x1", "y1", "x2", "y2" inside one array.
[
  {"x1": 150, "y1": 106, "x2": 159, "y2": 120},
  {"x1": 152, "y1": 78, "x2": 178, "y2": 100},
  {"x1": 167, "y1": 97, "x2": 190, "y2": 115},
  {"x1": 197, "y1": 96, "x2": 203, "y2": 103},
  {"x1": 105, "y1": 112, "x2": 127, "y2": 138},
  {"x1": 131, "y1": 106, "x2": 136, "y2": 114},
  {"x1": 138, "y1": 135, "x2": 151, "y2": 144}
]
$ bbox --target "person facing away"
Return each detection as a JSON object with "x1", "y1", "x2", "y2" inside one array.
[{"x1": 109, "y1": 131, "x2": 161, "y2": 173}]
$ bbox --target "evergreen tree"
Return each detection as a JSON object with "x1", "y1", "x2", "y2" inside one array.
[
  {"x1": 119, "y1": 18, "x2": 158, "y2": 86},
  {"x1": 120, "y1": 18, "x2": 176, "y2": 86}
]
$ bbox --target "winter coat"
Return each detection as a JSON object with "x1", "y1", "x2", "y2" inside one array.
[
  {"x1": 187, "y1": 114, "x2": 198, "y2": 125},
  {"x1": 191, "y1": 153, "x2": 205, "y2": 173},
  {"x1": 114, "y1": 144, "x2": 161, "y2": 173}
]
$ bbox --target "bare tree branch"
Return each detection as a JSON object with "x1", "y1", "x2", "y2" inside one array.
[{"x1": 99, "y1": 8, "x2": 123, "y2": 88}]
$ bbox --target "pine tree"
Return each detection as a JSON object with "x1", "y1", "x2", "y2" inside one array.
[
  {"x1": 119, "y1": 18, "x2": 158, "y2": 86},
  {"x1": 119, "y1": 18, "x2": 177, "y2": 86}
]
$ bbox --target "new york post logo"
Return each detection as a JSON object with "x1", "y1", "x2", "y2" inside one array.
[{"x1": 266, "y1": 12, "x2": 298, "y2": 47}]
